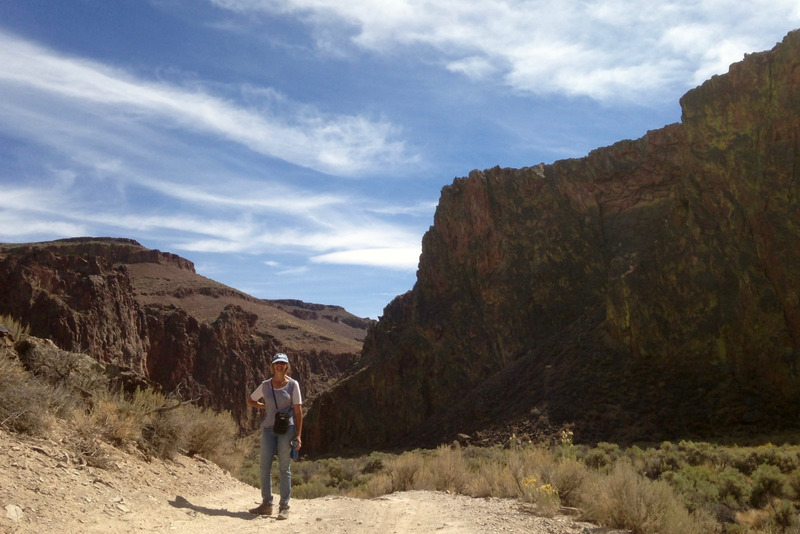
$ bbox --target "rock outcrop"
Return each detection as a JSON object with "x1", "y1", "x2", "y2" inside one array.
[
  {"x1": 305, "y1": 30, "x2": 800, "y2": 453},
  {"x1": 0, "y1": 238, "x2": 366, "y2": 430}
]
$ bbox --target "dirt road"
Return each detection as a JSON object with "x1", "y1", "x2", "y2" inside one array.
[{"x1": 1, "y1": 429, "x2": 624, "y2": 533}]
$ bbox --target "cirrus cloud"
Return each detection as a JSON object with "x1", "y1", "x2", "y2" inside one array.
[
  {"x1": 210, "y1": 0, "x2": 800, "y2": 103},
  {"x1": 0, "y1": 30, "x2": 414, "y2": 176}
]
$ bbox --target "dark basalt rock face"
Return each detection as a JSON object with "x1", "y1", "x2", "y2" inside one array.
[
  {"x1": 0, "y1": 243, "x2": 151, "y2": 371},
  {"x1": 304, "y1": 30, "x2": 800, "y2": 454}
]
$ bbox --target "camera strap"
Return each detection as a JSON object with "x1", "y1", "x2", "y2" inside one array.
[{"x1": 270, "y1": 381, "x2": 280, "y2": 410}]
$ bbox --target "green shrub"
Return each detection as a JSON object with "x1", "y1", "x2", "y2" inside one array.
[
  {"x1": 717, "y1": 467, "x2": 751, "y2": 508},
  {"x1": 661, "y1": 465, "x2": 720, "y2": 513},
  {"x1": 677, "y1": 440, "x2": 719, "y2": 467},
  {"x1": 584, "y1": 448, "x2": 611, "y2": 470},
  {"x1": 771, "y1": 499, "x2": 800, "y2": 532},
  {"x1": 788, "y1": 469, "x2": 800, "y2": 500},
  {"x1": 361, "y1": 453, "x2": 386, "y2": 475},
  {"x1": 292, "y1": 456, "x2": 323, "y2": 485},
  {"x1": 770, "y1": 499, "x2": 799, "y2": 529},
  {"x1": 639, "y1": 443, "x2": 685, "y2": 479},
  {"x1": 325, "y1": 458, "x2": 360, "y2": 490},
  {"x1": 237, "y1": 444, "x2": 261, "y2": 489},
  {"x1": 596, "y1": 441, "x2": 623, "y2": 460},
  {"x1": 730, "y1": 446, "x2": 800, "y2": 476},
  {"x1": 750, "y1": 464, "x2": 788, "y2": 507},
  {"x1": 293, "y1": 479, "x2": 334, "y2": 499}
]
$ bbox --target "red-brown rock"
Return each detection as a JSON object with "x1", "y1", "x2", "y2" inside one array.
[{"x1": 305, "y1": 30, "x2": 800, "y2": 454}]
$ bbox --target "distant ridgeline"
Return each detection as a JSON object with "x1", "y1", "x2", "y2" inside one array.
[{"x1": 304, "y1": 30, "x2": 800, "y2": 454}]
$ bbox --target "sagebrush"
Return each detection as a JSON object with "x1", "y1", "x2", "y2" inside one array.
[{"x1": 0, "y1": 331, "x2": 242, "y2": 472}]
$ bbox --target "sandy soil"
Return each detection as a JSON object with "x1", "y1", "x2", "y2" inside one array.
[{"x1": 0, "y1": 428, "x2": 626, "y2": 534}]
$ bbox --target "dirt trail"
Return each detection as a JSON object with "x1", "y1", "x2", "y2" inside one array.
[{"x1": 0, "y1": 429, "x2": 625, "y2": 534}]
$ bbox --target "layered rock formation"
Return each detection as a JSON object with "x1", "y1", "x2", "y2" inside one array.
[
  {"x1": 0, "y1": 238, "x2": 367, "y2": 430},
  {"x1": 305, "y1": 30, "x2": 800, "y2": 453}
]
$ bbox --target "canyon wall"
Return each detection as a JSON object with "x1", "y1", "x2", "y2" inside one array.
[
  {"x1": 0, "y1": 238, "x2": 362, "y2": 430},
  {"x1": 305, "y1": 30, "x2": 800, "y2": 453}
]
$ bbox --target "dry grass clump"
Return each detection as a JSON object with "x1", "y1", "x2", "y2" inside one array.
[
  {"x1": 0, "y1": 328, "x2": 242, "y2": 474},
  {"x1": 178, "y1": 406, "x2": 244, "y2": 473},
  {"x1": 0, "y1": 352, "x2": 57, "y2": 435},
  {"x1": 578, "y1": 460, "x2": 712, "y2": 534},
  {"x1": 69, "y1": 387, "x2": 243, "y2": 469},
  {"x1": 416, "y1": 444, "x2": 469, "y2": 494},
  {"x1": 0, "y1": 314, "x2": 30, "y2": 341},
  {"x1": 74, "y1": 390, "x2": 147, "y2": 447}
]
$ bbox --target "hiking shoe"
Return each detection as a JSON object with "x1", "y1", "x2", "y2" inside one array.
[
  {"x1": 249, "y1": 501, "x2": 273, "y2": 515},
  {"x1": 277, "y1": 506, "x2": 289, "y2": 520}
]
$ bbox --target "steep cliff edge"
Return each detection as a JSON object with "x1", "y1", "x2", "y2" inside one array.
[
  {"x1": 305, "y1": 30, "x2": 800, "y2": 453},
  {"x1": 0, "y1": 237, "x2": 367, "y2": 430}
]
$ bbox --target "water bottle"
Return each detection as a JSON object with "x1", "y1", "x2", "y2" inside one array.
[{"x1": 290, "y1": 439, "x2": 299, "y2": 459}]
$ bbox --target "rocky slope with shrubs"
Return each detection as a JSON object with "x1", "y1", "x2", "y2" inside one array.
[
  {"x1": 304, "y1": 29, "x2": 800, "y2": 454},
  {"x1": 0, "y1": 238, "x2": 369, "y2": 431},
  {"x1": 4, "y1": 326, "x2": 799, "y2": 533}
]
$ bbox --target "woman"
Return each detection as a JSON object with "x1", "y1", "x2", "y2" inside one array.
[{"x1": 247, "y1": 352, "x2": 303, "y2": 519}]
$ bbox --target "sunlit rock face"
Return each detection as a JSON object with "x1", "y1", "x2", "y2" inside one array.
[
  {"x1": 0, "y1": 237, "x2": 363, "y2": 431},
  {"x1": 305, "y1": 30, "x2": 800, "y2": 454}
]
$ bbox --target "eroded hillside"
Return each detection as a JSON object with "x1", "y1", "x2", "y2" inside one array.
[{"x1": 0, "y1": 237, "x2": 369, "y2": 429}]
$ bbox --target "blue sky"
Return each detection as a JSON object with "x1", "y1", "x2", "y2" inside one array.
[{"x1": 1, "y1": 1, "x2": 798, "y2": 319}]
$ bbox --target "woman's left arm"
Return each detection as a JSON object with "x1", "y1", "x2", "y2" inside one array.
[{"x1": 293, "y1": 404, "x2": 303, "y2": 448}]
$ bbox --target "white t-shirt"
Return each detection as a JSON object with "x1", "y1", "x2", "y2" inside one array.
[{"x1": 250, "y1": 377, "x2": 302, "y2": 430}]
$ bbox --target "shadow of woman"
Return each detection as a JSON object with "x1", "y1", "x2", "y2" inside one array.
[{"x1": 169, "y1": 495, "x2": 256, "y2": 520}]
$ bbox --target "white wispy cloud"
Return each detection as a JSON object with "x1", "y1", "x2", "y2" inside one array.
[
  {"x1": 0, "y1": 30, "x2": 412, "y2": 176},
  {"x1": 139, "y1": 178, "x2": 349, "y2": 215},
  {"x1": 367, "y1": 201, "x2": 439, "y2": 216},
  {"x1": 210, "y1": 0, "x2": 800, "y2": 103},
  {"x1": 0, "y1": 212, "x2": 86, "y2": 238},
  {"x1": 311, "y1": 247, "x2": 421, "y2": 270},
  {"x1": 0, "y1": 170, "x2": 427, "y2": 269},
  {"x1": 276, "y1": 266, "x2": 310, "y2": 276},
  {"x1": 0, "y1": 28, "x2": 429, "y2": 271}
]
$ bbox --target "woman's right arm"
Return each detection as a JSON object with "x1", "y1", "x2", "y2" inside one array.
[
  {"x1": 247, "y1": 397, "x2": 266, "y2": 410},
  {"x1": 247, "y1": 384, "x2": 266, "y2": 409}
]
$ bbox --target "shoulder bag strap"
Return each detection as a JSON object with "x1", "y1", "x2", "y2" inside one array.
[{"x1": 270, "y1": 381, "x2": 281, "y2": 410}]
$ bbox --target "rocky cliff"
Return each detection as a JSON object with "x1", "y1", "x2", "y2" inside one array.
[
  {"x1": 0, "y1": 238, "x2": 367, "y2": 430},
  {"x1": 304, "y1": 30, "x2": 800, "y2": 453}
]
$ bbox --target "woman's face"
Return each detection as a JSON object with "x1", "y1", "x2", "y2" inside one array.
[{"x1": 273, "y1": 362, "x2": 288, "y2": 373}]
